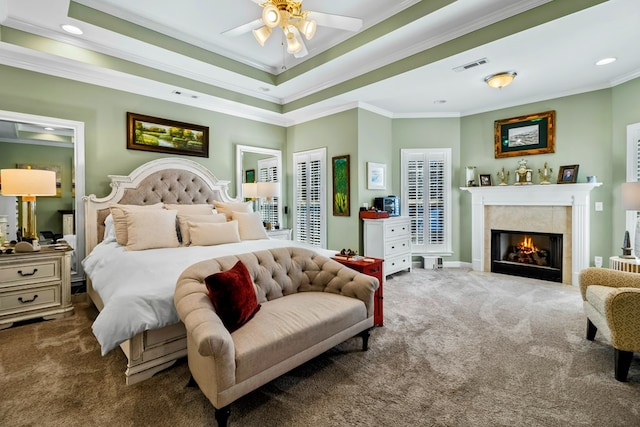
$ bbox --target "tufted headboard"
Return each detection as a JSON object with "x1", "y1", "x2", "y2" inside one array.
[{"x1": 83, "y1": 158, "x2": 239, "y2": 256}]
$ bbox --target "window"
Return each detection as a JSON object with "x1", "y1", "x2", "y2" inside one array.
[
  {"x1": 293, "y1": 148, "x2": 326, "y2": 247},
  {"x1": 258, "y1": 156, "x2": 279, "y2": 227},
  {"x1": 401, "y1": 148, "x2": 452, "y2": 255}
]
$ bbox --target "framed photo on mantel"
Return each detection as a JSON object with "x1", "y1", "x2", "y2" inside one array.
[{"x1": 494, "y1": 110, "x2": 555, "y2": 158}]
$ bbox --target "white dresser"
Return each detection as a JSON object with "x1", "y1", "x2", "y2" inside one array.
[
  {"x1": 363, "y1": 216, "x2": 412, "y2": 276},
  {"x1": 0, "y1": 247, "x2": 73, "y2": 329}
]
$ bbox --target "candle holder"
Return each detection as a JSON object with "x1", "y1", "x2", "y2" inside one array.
[
  {"x1": 496, "y1": 167, "x2": 510, "y2": 186},
  {"x1": 538, "y1": 162, "x2": 553, "y2": 185}
]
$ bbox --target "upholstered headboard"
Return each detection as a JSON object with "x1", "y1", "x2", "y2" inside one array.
[{"x1": 84, "y1": 158, "x2": 238, "y2": 255}]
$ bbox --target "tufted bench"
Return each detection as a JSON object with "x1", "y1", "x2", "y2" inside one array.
[{"x1": 174, "y1": 247, "x2": 379, "y2": 426}]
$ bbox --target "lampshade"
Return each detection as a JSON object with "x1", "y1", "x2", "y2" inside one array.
[
  {"x1": 253, "y1": 26, "x2": 272, "y2": 46},
  {"x1": 622, "y1": 182, "x2": 640, "y2": 210},
  {"x1": 285, "y1": 27, "x2": 302, "y2": 54},
  {"x1": 1, "y1": 168, "x2": 56, "y2": 198},
  {"x1": 242, "y1": 182, "x2": 259, "y2": 199},
  {"x1": 484, "y1": 71, "x2": 517, "y2": 89},
  {"x1": 257, "y1": 181, "x2": 280, "y2": 198},
  {"x1": 262, "y1": 4, "x2": 281, "y2": 28},
  {"x1": 297, "y1": 18, "x2": 316, "y2": 40}
]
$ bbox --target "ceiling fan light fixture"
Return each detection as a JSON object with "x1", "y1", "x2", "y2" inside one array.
[
  {"x1": 262, "y1": 4, "x2": 280, "y2": 28},
  {"x1": 298, "y1": 18, "x2": 316, "y2": 40},
  {"x1": 285, "y1": 27, "x2": 302, "y2": 54},
  {"x1": 484, "y1": 71, "x2": 517, "y2": 89},
  {"x1": 253, "y1": 26, "x2": 272, "y2": 46}
]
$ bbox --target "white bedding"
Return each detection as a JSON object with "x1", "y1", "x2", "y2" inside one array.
[{"x1": 82, "y1": 238, "x2": 335, "y2": 355}]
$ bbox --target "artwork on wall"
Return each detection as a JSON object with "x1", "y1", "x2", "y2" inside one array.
[
  {"x1": 245, "y1": 169, "x2": 255, "y2": 183},
  {"x1": 17, "y1": 164, "x2": 62, "y2": 197},
  {"x1": 367, "y1": 162, "x2": 387, "y2": 190},
  {"x1": 126, "y1": 112, "x2": 209, "y2": 157},
  {"x1": 494, "y1": 110, "x2": 555, "y2": 158},
  {"x1": 332, "y1": 155, "x2": 350, "y2": 216},
  {"x1": 557, "y1": 164, "x2": 579, "y2": 184}
]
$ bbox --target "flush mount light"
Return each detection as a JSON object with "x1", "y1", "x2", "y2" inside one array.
[
  {"x1": 61, "y1": 24, "x2": 83, "y2": 35},
  {"x1": 484, "y1": 71, "x2": 517, "y2": 89},
  {"x1": 595, "y1": 57, "x2": 617, "y2": 66}
]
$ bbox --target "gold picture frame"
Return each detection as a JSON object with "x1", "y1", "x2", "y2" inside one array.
[{"x1": 494, "y1": 111, "x2": 555, "y2": 158}]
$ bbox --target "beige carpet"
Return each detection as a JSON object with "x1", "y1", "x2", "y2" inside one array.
[{"x1": 1, "y1": 268, "x2": 639, "y2": 427}]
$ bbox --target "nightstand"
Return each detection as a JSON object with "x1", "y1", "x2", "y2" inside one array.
[
  {"x1": 0, "y1": 247, "x2": 74, "y2": 329},
  {"x1": 266, "y1": 228, "x2": 292, "y2": 240},
  {"x1": 331, "y1": 256, "x2": 384, "y2": 326}
]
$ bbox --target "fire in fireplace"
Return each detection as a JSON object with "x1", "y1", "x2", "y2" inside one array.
[{"x1": 490, "y1": 229, "x2": 563, "y2": 282}]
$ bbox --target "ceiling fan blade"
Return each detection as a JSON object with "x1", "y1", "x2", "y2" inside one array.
[
  {"x1": 221, "y1": 18, "x2": 263, "y2": 37},
  {"x1": 307, "y1": 11, "x2": 363, "y2": 32}
]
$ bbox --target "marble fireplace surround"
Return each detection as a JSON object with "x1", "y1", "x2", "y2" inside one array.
[{"x1": 462, "y1": 183, "x2": 601, "y2": 285}]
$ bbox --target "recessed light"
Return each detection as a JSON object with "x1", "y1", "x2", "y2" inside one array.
[
  {"x1": 61, "y1": 24, "x2": 83, "y2": 35},
  {"x1": 595, "y1": 57, "x2": 616, "y2": 66}
]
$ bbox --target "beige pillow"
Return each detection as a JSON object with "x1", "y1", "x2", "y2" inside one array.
[
  {"x1": 177, "y1": 213, "x2": 226, "y2": 245},
  {"x1": 125, "y1": 209, "x2": 180, "y2": 251},
  {"x1": 232, "y1": 211, "x2": 269, "y2": 240},
  {"x1": 164, "y1": 204, "x2": 214, "y2": 215},
  {"x1": 109, "y1": 203, "x2": 164, "y2": 246},
  {"x1": 213, "y1": 201, "x2": 253, "y2": 220},
  {"x1": 189, "y1": 220, "x2": 241, "y2": 246}
]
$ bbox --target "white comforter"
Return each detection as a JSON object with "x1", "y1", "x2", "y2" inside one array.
[{"x1": 82, "y1": 239, "x2": 335, "y2": 355}]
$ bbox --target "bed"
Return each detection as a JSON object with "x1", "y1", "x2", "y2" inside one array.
[{"x1": 83, "y1": 158, "x2": 331, "y2": 385}]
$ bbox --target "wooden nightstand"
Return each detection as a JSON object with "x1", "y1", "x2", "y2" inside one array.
[
  {"x1": 332, "y1": 256, "x2": 384, "y2": 327},
  {"x1": 0, "y1": 247, "x2": 74, "y2": 329}
]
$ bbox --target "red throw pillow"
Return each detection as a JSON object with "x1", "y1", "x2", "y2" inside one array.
[{"x1": 204, "y1": 260, "x2": 260, "y2": 332}]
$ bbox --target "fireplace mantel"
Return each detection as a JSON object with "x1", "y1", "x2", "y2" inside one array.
[{"x1": 461, "y1": 183, "x2": 602, "y2": 285}]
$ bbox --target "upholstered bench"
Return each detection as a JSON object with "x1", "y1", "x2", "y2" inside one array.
[{"x1": 174, "y1": 247, "x2": 379, "y2": 426}]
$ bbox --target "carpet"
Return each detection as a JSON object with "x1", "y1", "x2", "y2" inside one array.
[{"x1": 1, "y1": 268, "x2": 639, "y2": 426}]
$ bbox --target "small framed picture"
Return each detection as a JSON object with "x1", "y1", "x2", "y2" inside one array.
[
  {"x1": 367, "y1": 162, "x2": 387, "y2": 190},
  {"x1": 557, "y1": 165, "x2": 579, "y2": 184},
  {"x1": 245, "y1": 169, "x2": 255, "y2": 183},
  {"x1": 479, "y1": 174, "x2": 492, "y2": 187}
]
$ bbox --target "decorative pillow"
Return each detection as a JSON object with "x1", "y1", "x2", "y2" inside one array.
[
  {"x1": 232, "y1": 211, "x2": 269, "y2": 240},
  {"x1": 204, "y1": 260, "x2": 260, "y2": 332},
  {"x1": 164, "y1": 204, "x2": 214, "y2": 215},
  {"x1": 103, "y1": 214, "x2": 116, "y2": 243},
  {"x1": 177, "y1": 213, "x2": 226, "y2": 245},
  {"x1": 109, "y1": 203, "x2": 164, "y2": 246},
  {"x1": 124, "y1": 209, "x2": 180, "y2": 251},
  {"x1": 189, "y1": 220, "x2": 241, "y2": 246},
  {"x1": 212, "y1": 200, "x2": 253, "y2": 220}
]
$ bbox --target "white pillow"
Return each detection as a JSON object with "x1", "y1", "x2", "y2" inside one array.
[
  {"x1": 177, "y1": 213, "x2": 226, "y2": 245},
  {"x1": 109, "y1": 203, "x2": 164, "y2": 246},
  {"x1": 103, "y1": 214, "x2": 116, "y2": 243},
  {"x1": 189, "y1": 220, "x2": 241, "y2": 246},
  {"x1": 164, "y1": 204, "x2": 214, "y2": 215},
  {"x1": 212, "y1": 200, "x2": 253, "y2": 221},
  {"x1": 232, "y1": 211, "x2": 269, "y2": 240},
  {"x1": 124, "y1": 209, "x2": 180, "y2": 251}
]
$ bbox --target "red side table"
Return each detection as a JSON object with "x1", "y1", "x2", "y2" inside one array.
[{"x1": 332, "y1": 256, "x2": 384, "y2": 326}]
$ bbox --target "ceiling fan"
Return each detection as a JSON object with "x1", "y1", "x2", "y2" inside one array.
[{"x1": 222, "y1": 0, "x2": 363, "y2": 58}]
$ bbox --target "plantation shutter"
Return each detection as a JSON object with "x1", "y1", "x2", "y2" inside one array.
[
  {"x1": 293, "y1": 148, "x2": 326, "y2": 248},
  {"x1": 401, "y1": 148, "x2": 452, "y2": 254},
  {"x1": 258, "y1": 157, "x2": 279, "y2": 226}
]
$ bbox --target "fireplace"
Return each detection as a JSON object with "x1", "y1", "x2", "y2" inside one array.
[{"x1": 491, "y1": 229, "x2": 563, "y2": 282}]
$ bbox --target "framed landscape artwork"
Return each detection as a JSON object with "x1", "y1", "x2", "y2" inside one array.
[
  {"x1": 332, "y1": 155, "x2": 350, "y2": 216},
  {"x1": 126, "y1": 112, "x2": 209, "y2": 157},
  {"x1": 494, "y1": 110, "x2": 555, "y2": 158}
]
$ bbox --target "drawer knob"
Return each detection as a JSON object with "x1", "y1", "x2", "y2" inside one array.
[
  {"x1": 18, "y1": 294, "x2": 39, "y2": 304},
  {"x1": 18, "y1": 268, "x2": 38, "y2": 277}
]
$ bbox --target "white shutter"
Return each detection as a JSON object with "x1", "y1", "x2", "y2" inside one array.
[
  {"x1": 401, "y1": 148, "x2": 452, "y2": 254},
  {"x1": 258, "y1": 157, "x2": 279, "y2": 226},
  {"x1": 293, "y1": 148, "x2": 326, "y2": 248}
]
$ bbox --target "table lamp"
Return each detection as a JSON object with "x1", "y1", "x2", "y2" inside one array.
[
  {"x1": 621, "y1": 182, "x2": 640, "y2": 258},
  {"x1": 242, "y1": 182, "x2": 259, "y2": 211},
  {"x1": 257, "y1": 181, "x2": 280, "y2": 229},
  {"x1": 1, "y1": 167, "x2": 56, "y2": 242}
]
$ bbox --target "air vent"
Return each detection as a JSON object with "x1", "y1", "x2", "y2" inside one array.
[
  {"x1": 172, "y1": 90, "x2": 199, "y2": 99},
  {"x1": 453, "y1": 58, "x2": 489, "y2": 73}
]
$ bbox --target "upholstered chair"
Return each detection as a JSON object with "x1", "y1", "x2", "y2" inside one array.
[{"x1": 579, "y1": 267, "x2": 640, "y2": 381}]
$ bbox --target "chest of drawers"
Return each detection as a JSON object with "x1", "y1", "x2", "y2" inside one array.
[
  {"x1": 363, "y1": 216, "x2": 412, "y2": 276},
  {"x1": 0, "y1": 248, "x2": 73, "y2": 329}
]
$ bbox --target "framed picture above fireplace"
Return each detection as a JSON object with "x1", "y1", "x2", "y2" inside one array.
[
  {"x1": 494, "y1": 110, "x2": 555, "y2": 158},
  {"x1": 557, "y1": 164, "x2": 579, "y2": 184}
]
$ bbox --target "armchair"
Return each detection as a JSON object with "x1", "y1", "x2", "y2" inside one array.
[{"x1": 579, "y1": 267, "x2": 640, "y2": 381}]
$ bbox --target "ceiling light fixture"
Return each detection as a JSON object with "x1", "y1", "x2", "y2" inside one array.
[
  {"x1": 252, "y1": 1, "x2": 316, "y2": 56},
  {"x1": 484, "y1": 71, "x2": 517, "y2": 89},
  {"x1": 596, "y1": 57, "x2": 617, "y2": 66},
  {"x1": 61, "y1": 24, "x2": 83, "y2": 35}
]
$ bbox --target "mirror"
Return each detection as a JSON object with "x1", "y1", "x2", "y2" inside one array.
[
  {"x1": 0, "y1": 110, "x2": 85, "y2": 283},
  {"x1": 235, "y1": 144, "x2": 282, "y2": 228}
]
